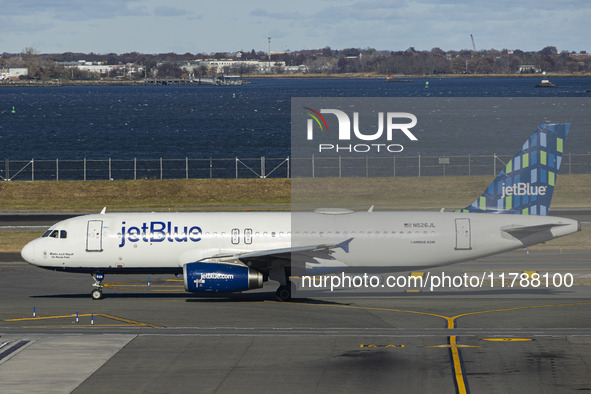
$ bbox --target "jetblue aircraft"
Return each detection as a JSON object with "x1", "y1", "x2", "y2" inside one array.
[{"x1": 21, "y1": 124, "x2": 580, "y2": 301}]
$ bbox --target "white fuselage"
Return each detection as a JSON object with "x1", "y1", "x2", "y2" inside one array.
[{"x1": 21, "y1": 211, "x2": 579, "y2": 274}]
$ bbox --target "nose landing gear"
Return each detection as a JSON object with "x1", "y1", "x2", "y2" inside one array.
[{"x1": 91, "y1": 273, "x2": 104, "y2": 300}]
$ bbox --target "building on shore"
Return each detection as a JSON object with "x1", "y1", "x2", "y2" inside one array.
[
  {"x1": 56, "y1": 60, "x2": 144, "y2": 78},
  {"x1": 0, "y1": 67, "x2": 28, "y2": 80}
]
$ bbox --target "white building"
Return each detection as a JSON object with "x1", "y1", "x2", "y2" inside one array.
[
  {"x1": 57, "y1": 61, "x2": 143, "y2": 77},
  {"x1": 0, "y1": 67, "x2": 29, "y2": 80},
  {"x1": 185, "y1": 59, "x2": 292, "y2": 74}
]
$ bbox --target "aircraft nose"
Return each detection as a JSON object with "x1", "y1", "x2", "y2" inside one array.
[{"x1": 21, "y1": 241, "x2": 36, "y2": 264}]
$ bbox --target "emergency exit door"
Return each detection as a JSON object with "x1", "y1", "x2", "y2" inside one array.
[
  {"x1": 86, "y1": 220, "x2": 103, "y2": 252},
  {"x1": 455, "y1": 218, "x2": 471, "y2": 250}
]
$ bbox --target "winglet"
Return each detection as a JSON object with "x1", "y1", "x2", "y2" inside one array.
[{"x1": 336, "y1": 238, "x2": 354, "y2": 253}]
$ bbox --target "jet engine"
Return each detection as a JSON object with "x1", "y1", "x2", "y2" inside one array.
[{"x1": 183, "y1": 262, "x2": 263, "y2": 293}]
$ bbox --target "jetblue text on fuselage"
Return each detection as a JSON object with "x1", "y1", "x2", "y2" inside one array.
[
  {"x1": 119, "y1": 221, "x2": 202, "y2": 247},
  {"x1": 307, "y1": 109, "x2": 418, "y2": 153}
]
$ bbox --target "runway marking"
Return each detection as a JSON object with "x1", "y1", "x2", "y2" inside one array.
[
  {"x1": 445, "y1": 302, "x2": 591, "y2": 329},
  {"x1": 283, "y1": 300, "x2": 591, "y2": 394},
  {"x1": 482, "y1": 338, "x2": 534, "y2": 342},
  {"x1": 449, "y1": 336, "x2": 470, "y2": 394},
  {"x1": 0, "y1": 340, "x2": 30, "y2": 363},
  {"x1": 360, "y1": 344, "x2": 404, "y2": 348},
  {"x1": 4, "y1": 313, "x2": 162, "y2": 328}
]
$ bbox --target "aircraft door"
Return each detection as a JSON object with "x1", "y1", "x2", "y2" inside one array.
[
  {"x1": 86, "y1": 220, "x2": 103, "y2": 252},
  {"x1": 455, "y1": 218, "x2": 471, "y2": 250}
]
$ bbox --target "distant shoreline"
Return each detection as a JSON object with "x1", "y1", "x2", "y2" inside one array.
[
  {"x1": 247, "y1": 73, "x2": 591, "y2": 79},
  {"x1": 1, "y1": 73, "x2": 590, "y2": 87}
]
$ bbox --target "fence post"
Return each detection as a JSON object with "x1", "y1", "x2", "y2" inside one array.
[
  {"x1": 235, "y1": 157, "x2": 238, "y2": 179},
  {"x1": 493, "y1": 154, "x2": 496, "y2": 175},
  {"x1": 84, "y1": 158, "x2": 87, "y2": 181},
  {"x1": 160, "y1": 157, "x2": 163, "y2": 180},
  {"x1": 108, "y1": 158, "x2": 112, "y2": 180},
  {"x1": 134, "y1": 158, "x2": 137, "y2": 180},
  {"x1": 338, "y1": 156, "x2": 342, "y2": 178},
  {"x1": 186, "y1": 157, "x2": 189, "y2": 179},
  {"x1": 418, "y1": 155, "x2": 421, "y2": 177},
  {"x1": 5, "y1": 159, "x2": 8, "y2": 180},
  {"x1": 286, "y1": 157, "x2": 290, "y2": 178},
  {"x1": 261, "y1": 156, "x2": 265, "y2": 178},
  {"x1": 56, "y1": 158, "x2": 59, "y2": 181},
  {"x1": 31, "y1": 159, "x2": 34, "y2": 181},
  {"x1": 210, "y1": 158, "x2": 213, "y2": 179}
]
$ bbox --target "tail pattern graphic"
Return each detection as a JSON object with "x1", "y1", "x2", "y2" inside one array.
[{"x1": 459, "y1": 123, "x2": 569, "y2": 215}]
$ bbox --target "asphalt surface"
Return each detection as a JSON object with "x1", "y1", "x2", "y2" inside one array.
[{"x1": 2, "y1": 249, "x2": 591, "y2": 393}]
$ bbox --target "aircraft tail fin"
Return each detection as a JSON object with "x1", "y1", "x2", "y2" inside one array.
[{"x1": 458, "y1": 123, "x2": 569, "y2": 215}]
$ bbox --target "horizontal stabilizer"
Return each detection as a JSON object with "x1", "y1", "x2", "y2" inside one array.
[{"x1": 502, "y1": 223, "x2": 567, "y2": 238}]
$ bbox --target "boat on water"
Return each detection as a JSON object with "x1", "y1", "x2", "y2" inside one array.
[{"x1": 535, "y1": 79, "x2": 556, "y2": 87}]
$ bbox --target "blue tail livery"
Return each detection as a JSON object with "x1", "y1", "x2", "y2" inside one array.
[{"x1": 459, "y1": 123, "x2": 569, "y2": 215}]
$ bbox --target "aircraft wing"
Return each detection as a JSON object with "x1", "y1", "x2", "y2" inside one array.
[{"x1": 201, "y1": 238, "x2": 354, "y2": 272}]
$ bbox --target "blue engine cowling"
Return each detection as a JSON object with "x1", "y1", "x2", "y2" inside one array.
[{"x1": 183, "y1": 262, "x2": 263, "y2": 293}]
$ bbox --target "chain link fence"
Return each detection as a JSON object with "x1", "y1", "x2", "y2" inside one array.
[{"x1": 1, "y1": 154, "x2": 590, "y2": 181}]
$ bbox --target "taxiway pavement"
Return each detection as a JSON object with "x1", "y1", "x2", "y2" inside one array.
[{"x1": 1, "y1": 250, "x2": 591, "y2": 393}]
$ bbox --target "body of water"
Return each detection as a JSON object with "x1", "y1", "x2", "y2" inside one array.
[{"x1": 0, "y1": 77, "x2": 590, "y2": 160}]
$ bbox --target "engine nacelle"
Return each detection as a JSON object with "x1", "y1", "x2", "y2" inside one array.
[{"x1": 183, "y1": 262, "x2": 263, "y2": 293}]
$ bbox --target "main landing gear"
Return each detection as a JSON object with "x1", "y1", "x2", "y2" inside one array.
[
  {"x1": 91, "y1": 273, "x2": 105, "y2": 300},
  {"x1": 275, "y1": 284, "x2": 292, "y2": 302},
  {"x1": 270, "y1": 267, "x2": 292, "y2": 302}
]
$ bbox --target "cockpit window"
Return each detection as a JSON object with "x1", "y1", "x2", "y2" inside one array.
[{"x1": 42, "y1": 230, "x2": 66, "y2": 239}]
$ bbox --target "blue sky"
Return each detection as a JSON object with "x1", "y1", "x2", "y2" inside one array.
[{"x1": 1, "y1": 0, "x2": 590, "y2": 54}]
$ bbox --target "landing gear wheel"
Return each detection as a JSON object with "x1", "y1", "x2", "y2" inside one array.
[
  {"x1": 91, "y1": 273, "x2": 105, "y2": 300},
  {"x1": 91, "y1": 288, "x2": 103, "y2": 300},
  {"x1": 275, "y1": 285, "x2": 291, "y2": 302}
]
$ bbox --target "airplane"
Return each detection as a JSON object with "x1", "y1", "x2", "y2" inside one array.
[{"x1": 20, "y1": 123, "x2": 580, "y2": 301}]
